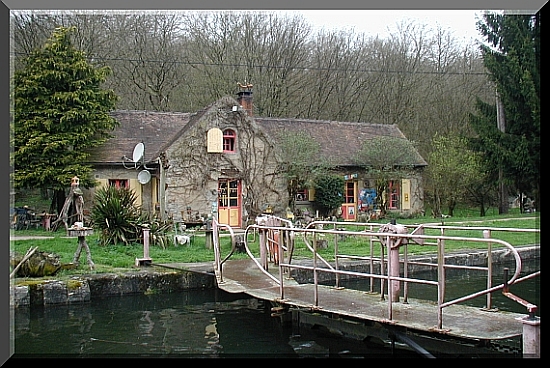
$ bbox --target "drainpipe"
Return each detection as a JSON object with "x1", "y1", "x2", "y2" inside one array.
[{"x1": 159, "y1": 158, "x2": 167, "y2": 221}]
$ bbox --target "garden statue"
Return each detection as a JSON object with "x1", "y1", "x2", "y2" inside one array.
[{"x1": 52, "y1": 176, "x2": 95, "y2": 269}]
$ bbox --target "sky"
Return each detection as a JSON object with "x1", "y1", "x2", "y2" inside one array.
[{"x1": 290, "y1": 10, "x2": 485, "y2": 46}]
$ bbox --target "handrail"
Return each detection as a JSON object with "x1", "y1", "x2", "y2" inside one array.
[
  {"x1": 305, "y1": 220, "x2": 540, "y2": 234},
  {"x1": 244, "y1": 215, "x2": 294, "y2": 284},
  {"x1": 302, "y1": 221, "x2": 537, "y2": 285},
  {"x1": 298, "y1": 229, "x2": 335, "y2": 271},
  {"x1": 212, "y1": 219, "x2": 237, "y2": 283},
  {"x1": 212, "y1": 217, "x2": 539, "y2": 330},
  {"x1": 231, "y1": 224, "x2": 525, "y2": 283}
]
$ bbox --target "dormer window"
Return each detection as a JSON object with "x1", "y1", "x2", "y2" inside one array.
[{"x1": 223, "y1": 129, "x2": 236, "y2": 153}]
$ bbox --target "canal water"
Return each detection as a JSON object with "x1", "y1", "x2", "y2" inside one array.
[{"x1": 13, "y1": 259, "x2": 539, "y2": 359}]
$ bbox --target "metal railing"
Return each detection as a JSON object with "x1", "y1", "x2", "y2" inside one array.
[{"x1": 212, "y1": 216, "x2": 540, "y2": 330}]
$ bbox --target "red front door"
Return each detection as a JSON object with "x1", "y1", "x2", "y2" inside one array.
[{"x1": 341, "y1": 181, "x2": 357, "y2": 221}]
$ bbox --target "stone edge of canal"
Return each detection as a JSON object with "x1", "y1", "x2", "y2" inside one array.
[{"x1": 10, "y1": 245, "x2": 539, "y2": 308}]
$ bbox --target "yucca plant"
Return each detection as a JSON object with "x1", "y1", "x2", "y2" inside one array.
[{"x1": 91, "y1": 186, "x2": 144, "y2": 246}]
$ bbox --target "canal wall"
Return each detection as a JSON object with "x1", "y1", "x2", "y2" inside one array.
[
  {"x1": 10, "y1": 245, "x2": 539, "y2": 308},
  {"x1": 11, "y1": 268, "x2": 215, "y2": 308}
]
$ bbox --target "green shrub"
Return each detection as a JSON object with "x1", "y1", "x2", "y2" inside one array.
[
  {"x1": 313, "y1": 174, "x2": 345, "y2": 217},
  {"x1": 90, "y1": 186, "x2": 144, "y2": 246}
]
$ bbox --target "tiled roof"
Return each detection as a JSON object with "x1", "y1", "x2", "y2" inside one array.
[
  {"x1": 89, "y1": 107, "x2": 427, "y2": 168},
  {"x1": 255, "y1": 118, "x2": 427, "y2": 167},
  {"x1": 87, "y1": 110, "x2": 193, "y2": 165}
]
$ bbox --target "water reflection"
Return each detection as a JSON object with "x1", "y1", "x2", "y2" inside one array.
[{"x1": 15, "y1": 288, "x2": 423, "y2": 358}]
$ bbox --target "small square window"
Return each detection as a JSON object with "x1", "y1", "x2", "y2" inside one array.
[
  {"x1": 295, "y1": 189, "x2": 309, "y2": 202},
  {"x1": 109, "y1": 179, "x2": 128, "y2": 189}
]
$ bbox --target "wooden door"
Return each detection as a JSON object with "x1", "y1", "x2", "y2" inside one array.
[
  {"x1": 218, "y1": 179, "x2": 241, "y2": 227},
  {"x1": 341, "y1": 181, "x2": 357, "y2": 221}
]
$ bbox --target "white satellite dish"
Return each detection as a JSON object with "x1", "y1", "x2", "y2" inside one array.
[
  {"x1": 132, "y1": 142, "x2": 145, "y2": 163},
  {"x1": 137, "y1": 170, "x2": 151, "y2": 184}
]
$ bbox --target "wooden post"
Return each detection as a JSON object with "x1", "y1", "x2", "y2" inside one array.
[
  {"x1": 204, "y1": 220, "x2": 213, "y2": 249},
  {"x1": 68, "y1": 229, "x2": 95, "y2": 270}
]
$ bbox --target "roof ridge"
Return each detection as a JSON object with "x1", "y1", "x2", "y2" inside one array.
[
  {"x1": 110, "y1": 109, "x2": 194, "y2": 115},
  {"x1": 254, "y1": 117, "x2": 391, "y2": 126}
]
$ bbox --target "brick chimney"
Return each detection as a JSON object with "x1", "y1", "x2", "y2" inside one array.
[{"x1": 237, "y1": 82, "x2": 253, "y2": 117}]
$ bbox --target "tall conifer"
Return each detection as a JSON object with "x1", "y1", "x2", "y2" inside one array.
[
  {"x1": 12, "y1": 26, "x2": 119, "y2": 212},
  {"x1": 470, "y1": 12, "x2": 540, "y2": 210}
]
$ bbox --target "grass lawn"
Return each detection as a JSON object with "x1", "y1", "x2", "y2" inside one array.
[{"x1": 10, "y1": 209, "x2": 539, "y2": 281}]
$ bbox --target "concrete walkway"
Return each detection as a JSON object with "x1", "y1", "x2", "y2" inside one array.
[{"x1": 10, "y1": 235, "x2": 55, "y2": 241}]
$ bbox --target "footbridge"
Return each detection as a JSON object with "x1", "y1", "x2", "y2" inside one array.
[{"x1": 210, "y1": 216, "x2": 540, "y2": 358}]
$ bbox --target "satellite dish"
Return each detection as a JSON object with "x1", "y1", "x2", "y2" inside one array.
[
  {"x1": 132, "y1": 142, "x2": 145, "y2": 163},
  {"x1": 137, "y1": 170, "x2": 151, "y2": 184}
]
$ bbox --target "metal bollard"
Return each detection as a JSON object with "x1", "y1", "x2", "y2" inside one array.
[
  {"x1": 379, "y1": 222, "x2": 408, "y2": 302},
  {"x1": 135, "y1": 227, "x2": 152, "y2": 266}
]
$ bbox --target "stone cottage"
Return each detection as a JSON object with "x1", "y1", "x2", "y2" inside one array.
[{"x1": 86, "y1": 87, "x2": 427, "y2": 228}]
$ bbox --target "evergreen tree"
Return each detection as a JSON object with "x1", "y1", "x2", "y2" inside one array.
[
  {"x1": 469, "y1": 12, "x2": 540, "y2": 211},
  {"x1": 313, "y1": 174, "x2": 345, "y2": 217},
  {"x1": 12, "y1": 26, "x2": 119, "y2": 213}
]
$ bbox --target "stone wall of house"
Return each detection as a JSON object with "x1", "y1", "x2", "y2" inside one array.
[
  {"x1": 164, "y1": 97, "x2": 287, "y2": 224},
  {"x1": 397, "y1": 169, "x2": 424, "y2": 217},
  {"x1": 88, "y1": 159, "x2": 424, "y2": 224},
  {"x1": 355, "y1": 170, "x2": 424, "y2": 217}
]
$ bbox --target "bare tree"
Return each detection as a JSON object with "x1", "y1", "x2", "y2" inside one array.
[
  {"x1": 11, "y1": 11, "x2": 63, "y2": 70},
  {"x1": 233, "y1": 12, "x2": 313, "y2": 117},
  {"x1": 408, "y1": 26, "x2": 491, "y2": 158},
  {"x1": 106, "y1": 12, "x2": 186, "y2": 111}
]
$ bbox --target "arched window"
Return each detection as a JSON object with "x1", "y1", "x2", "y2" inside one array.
[{"x1": 223, "y1": 129, "x2": 236, "y2": 153}]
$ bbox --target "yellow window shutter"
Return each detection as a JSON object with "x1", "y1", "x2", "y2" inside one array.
[
  {"x1": 401, "y1": 179, "x2": 411, "y2": 210},
  {"x1": 96, "y1": 178, "x2": 108, "y2": 188},
  {"x1": 207, "y1": 128, "x2": 223, "y2": 153},
  {"x1": 129, "y1": 179, "x2": 142, "y2": 207}
]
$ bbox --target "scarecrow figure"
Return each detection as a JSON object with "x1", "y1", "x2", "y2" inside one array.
[
  {"x1": 52, "y1": 176, "x2": 84, "y2": 230},
  {"x1": 52, "y1": 176, "x2": 95, "y2": 269}
]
